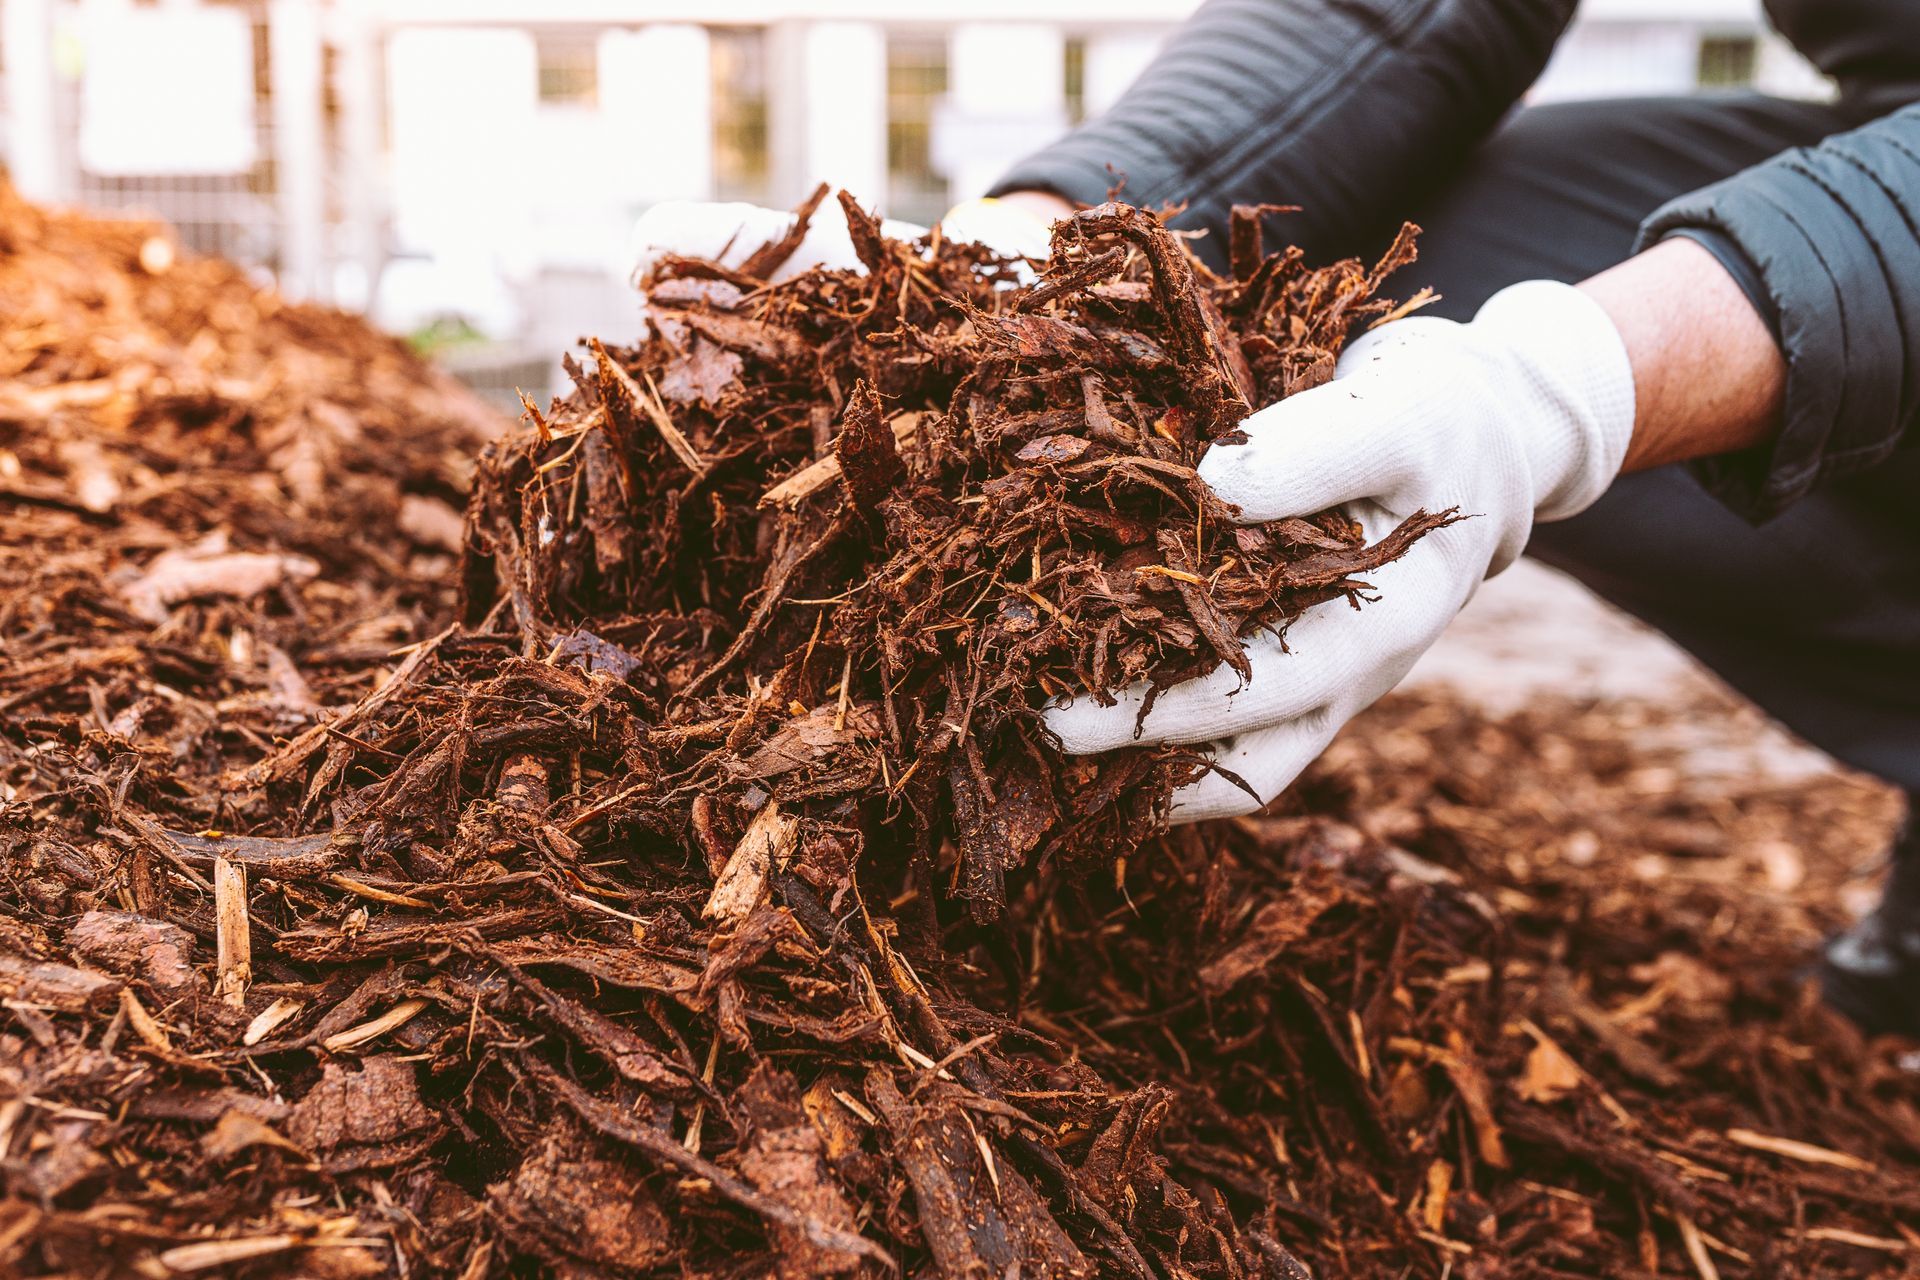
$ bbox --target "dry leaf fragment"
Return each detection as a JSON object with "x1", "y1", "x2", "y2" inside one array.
[
  {"x1": 201, "y1": 1110, "x2": 308, "y2": 1161},
  {"x1": 1515, "y1": 1023, "x2": 1585, "y2": 1104}
]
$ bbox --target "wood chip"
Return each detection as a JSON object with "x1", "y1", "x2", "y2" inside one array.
[
  {"x1": 158, "y1": 1234, "x2": 382, "y2": 1273},
  {"x1": 703, "y1": 803, "x2": 798, "y2": 924},
  {"x1": 321, "y1": 998, "x2": 428, "y2": 1053},
  {"x1": 159, "y1": 1235, "x2": 304, "y2": 1272},
  {"x1": 592, "y1": 337, "x2": 708, "y2": 477},
  {"x1": 1724, "y1": 1127, "x2": 1874, "y2": 1172},
  {"x1": 1421, "y1": 1160, "x2": 1452, "y2": 1233},
  {"x1": 120, "y1": 988, "x2": 172, "y2": 1053},
  {"x1": 212, "y1": 855, "x2": 251, "y2": 1009},
  {"x1": 833, "y1": 1088, "x2": 877, "y2": 1126},
  {"x1": 1676, "y1": 1215, "x2": 1720, "y2": 1280},
  {"x1": 1391, "y1": 1032, "x2": 1509, "y2": 1169},
  {"x1": 1798, "y1": 1227, "x2": 1911, "y2": 1252},
  {"x1": 327, "y1": 874, "x2": 432, "y2": 910},
  {"x1": 759, "y1": 414, "x2": 920, "y2": 509},
  {"x1": 242, "y1": 996, "x2": 306, "y2": 1046}
]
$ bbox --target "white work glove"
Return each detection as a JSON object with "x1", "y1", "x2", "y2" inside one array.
[
  {"x1": 629, "y1": 196, "x2": 1052, "y2": 285},
  {"x1": 1046, "y1": 281, "x2": 1637, "y2": 821}
]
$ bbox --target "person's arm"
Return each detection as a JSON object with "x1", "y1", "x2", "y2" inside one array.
[
  {"x1": 991, "y1": 0, "x2": 1579, "y2": 264},
  {"x1": 1636, "y1": 102, "x2": 1920, "y2": 518},
  {"x1": 1583, "y1": 237, "x2": 1785, "y2": 473},
  {"x1": 1046, "y1": 239, "x2": 1794, "y2": 821},
  {"x1": 1051, "y1": 102, "x2": 1920, "y2": 820}
]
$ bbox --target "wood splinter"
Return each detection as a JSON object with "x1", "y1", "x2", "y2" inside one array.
[
  {"x1": 212, "y1": 854, "x2": 251, "y2": 1009},
  {"x1": 760, "y1": 414, "x2": 921, "y2": 509}
]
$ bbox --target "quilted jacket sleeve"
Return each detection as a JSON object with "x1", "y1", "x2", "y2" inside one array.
[
  {"x1": 989, "y1": 0, "x2": 1577, "y2": 263},
  {"x1": 1639, "y1": 105, "x2": 1920, "y2": 519}
]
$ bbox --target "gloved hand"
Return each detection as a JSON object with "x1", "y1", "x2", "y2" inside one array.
[
  {"x1": 1045, "y1": 280, "x2": 1638, "y2": 821},
  {"x1": 629, "y1": 195, "x2": 1053, "y2": 285}
]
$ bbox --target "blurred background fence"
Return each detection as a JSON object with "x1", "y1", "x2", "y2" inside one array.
[{"x1": 0, "y1": 0, "x2": 1828, "y2": 410}]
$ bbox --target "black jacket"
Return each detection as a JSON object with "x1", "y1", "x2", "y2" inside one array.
[{"x1": 991, "y1": 0, "x2": 1920, "y2": 520}]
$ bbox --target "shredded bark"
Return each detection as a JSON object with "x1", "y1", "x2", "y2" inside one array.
[{"x1": 4, "y1": 178, "x2": 1916, "y2": 1280}]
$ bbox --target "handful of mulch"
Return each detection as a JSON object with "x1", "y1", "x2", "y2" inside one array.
[{"x1": 467, "y1": 190, "x2": 1451, "y2": 920}]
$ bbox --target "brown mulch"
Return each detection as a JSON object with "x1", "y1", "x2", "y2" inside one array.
[{"x1": 2, "y1": 180, "x2": 1915, "y2": 1280}]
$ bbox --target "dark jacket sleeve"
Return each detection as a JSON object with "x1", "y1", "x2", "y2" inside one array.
[
  {"x1": 989, "y1": 0, "x2": 1577, "y2": 264},
  {"x1": 1764, "y1": 0, "x2": 1920, "y2": 117},
  {"x1": 1638, "y1": 104, "x2": 1920, "y2": 521}
]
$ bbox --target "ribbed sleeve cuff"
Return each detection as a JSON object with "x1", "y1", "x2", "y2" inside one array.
[{"x1": 1474, "y1": 281, "x2": 1637, "y2": 524}]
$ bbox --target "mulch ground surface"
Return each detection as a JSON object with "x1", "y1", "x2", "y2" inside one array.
[{"x1": 2, "y1": 180, "x2": 1915, "y2": 1279}]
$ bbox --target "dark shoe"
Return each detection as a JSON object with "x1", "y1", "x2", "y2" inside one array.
[{"x1": 1818, "y1": 815, "x2": 1920, "y2": 1039}]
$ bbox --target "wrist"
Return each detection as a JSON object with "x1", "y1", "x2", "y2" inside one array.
[
  {"x1": 991, "y1": 189, "x2": 1075, "y2": 225},
  {"x1": 1580, "y1": 237, "x2": 1784, "y2": 474}
]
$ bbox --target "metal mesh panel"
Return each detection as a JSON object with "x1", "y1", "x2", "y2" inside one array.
[{"x1": 61, "y1": 1, "x2": 284, "y2": 270}]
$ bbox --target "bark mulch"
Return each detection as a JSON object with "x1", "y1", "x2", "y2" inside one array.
[{"x1": 3, "y1": 181, "x2": 1914, "y2": 1280}]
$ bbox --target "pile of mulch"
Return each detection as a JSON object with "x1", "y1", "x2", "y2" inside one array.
[
  {"x1": 3, "y1": 184, "x2": 1916, "y2": 1280},
  {"x1": 0, "y1": 173, "x2": 504, "y2": 760},
  {"x1": 1047, "y1": 690, "x2": 1913, "y2": 1278}
]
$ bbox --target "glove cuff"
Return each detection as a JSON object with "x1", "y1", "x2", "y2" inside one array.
[{"x1": 1472, "y1": 280, "x2": 1637, "y2": 524}]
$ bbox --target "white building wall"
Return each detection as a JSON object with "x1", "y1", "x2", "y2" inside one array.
[
  {"x1": 600, "y1": 26, "x2": 714, "y2": 206},
  {"x1": 1535, "y1": 18, "x2": 1827, "y2": 104},
  {"x1": 1083, "y1": 31, "x2": 1166, "y2": 117},
  {"x1": 1532, "y1": 22, "x2": 1707, "y2": 101},
  {"x1": 380, "y1": 27, "x2": 539, "y2": 335},
  {"x1": 767, "y1": 20, "x2": 886, "y2": 208},
  {"x1": 3, "y1": 0, "x2": 64, "y2": 200},
  {"x1": 936, "y1": 24, "x2": 1069, "y2": 203},
  {"x1": 3, "y1": 0, "x2": 1848, "y2": 356},
  {"x1": 1580, "y1": 0, "x2": 1761, "y2": 18},
  {"x1": 1536, "y1": 0, "x2": 1827, "y2": 104}
]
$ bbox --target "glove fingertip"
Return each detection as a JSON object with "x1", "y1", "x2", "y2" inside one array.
[
  {"x1": 1201, "y1": 374, "x2": 1427, "y2": 521},
  {"x1": 1198, "y1": 415, "x2": 1349, "y2": 523},
  {"x1": 1041, "y1": 702, "x2": 1152, "y2": 756}
]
